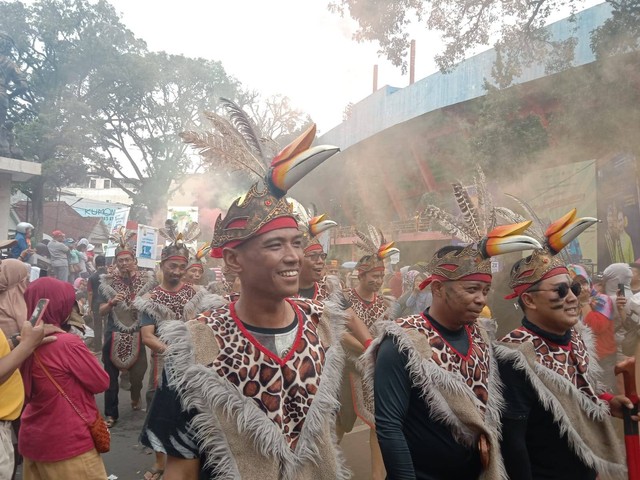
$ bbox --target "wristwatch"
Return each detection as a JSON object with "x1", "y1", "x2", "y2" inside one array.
[{"x1": 9, "y1": 334, "x2": 20, "y2": 349}]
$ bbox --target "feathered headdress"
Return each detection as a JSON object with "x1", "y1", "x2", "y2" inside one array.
[
  {"x1": 159, "y1": 219, "x2": 201, "y2": 262},
  {"x1": 182, "y1": 98, "x2": 340, "y2": 258},
  {"x1": 187, "y1": 243, "x2": 211, "y2": 270},
  {"x1": 504, "y1": 203, "x2": 598, "y2": 299},
  {"x1": 419, "y1": 166, "x2": 542, "y2": 288},
  {"x1": 109, "y1": 226, "x2": 136, "y2": 258},
  {"x1": 290, "y1": 199, "x2": 337, "y2": 254},
  {"x1": 353, "y1": 225, "x2": 399, "y2": 273}
]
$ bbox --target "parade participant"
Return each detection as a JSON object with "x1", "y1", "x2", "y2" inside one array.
[
  {"x1": 10, "y1": 222, "x2": 34, "y2": 262},
  {"x1": 293, "y1": 207, "x2": 372, "y2": 346},
  {"x1": 184, "y1": 243, "x2": 210, "y2": 285},
  {"x1": 47, "y1": 230, "x2": 69, "y2": 282},
  {"x1": 141, "y1": 119, "x2": 349, "y2": 479},
  {"x1": 135, "y1": 221, "x2": 219, "y2": 480},
  {"x1": 97, "y1": 228, "x2": 156, "y2": 427},
  {"x1": 366, "y1": 173, "x2": 542, "y2": 479},
  {"x1": 339, "y1": 225, "x2": 398, "y2": 479},
  {"x1": 497, "y1": 208, "x2": 627, "y2": 480}
]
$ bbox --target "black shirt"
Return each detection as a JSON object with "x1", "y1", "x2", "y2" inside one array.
[
  {"x1": 374, "y1": 315, "x2": 482, "y2": 479},
  {"x1": 498, "y1": 318, "x2": 597, "y2": 480}
]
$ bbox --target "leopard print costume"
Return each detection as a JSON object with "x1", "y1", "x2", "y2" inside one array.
[
  {"x1": 499, "y1": 326, "x2": 599, "y2": 405},
  {"x1": 200, "y1": 299, "x2": 326, "y2": 449},
  {"x1": 345, "y1": 288, "x2": 387, "y2": 330},
  {"x1": 100, "y1": 270, "x2": 156, "y2": 333},
  {"x1": 398, "y1": 314, "x2": 491, "y2": 411},
  {"x1": 495, "y1": 323, "x2": 626, "y2": 477}
]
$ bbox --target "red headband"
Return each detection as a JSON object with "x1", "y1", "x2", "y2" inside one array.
[
  {"x1": 162, "y1": 255, "x2": 188, "y2": 263},
  {"x1": 304, "y1": 243, "x2": 324, "y2": 254},
  {"x1": 504, "y1": 266, "x2": 569, "y2": 299},
  {"x1": 211, "y1": 216, "x2": 298, "y2": 258},
  {"x1": 115, "y1": 250, "x2": 134, "y2": 258},
  {"x1": 188, "y1": 263, "x2": 204, "y2": 271},
  {"x1": 419, "y1": 273, "x2": 492, "y2": 290}
]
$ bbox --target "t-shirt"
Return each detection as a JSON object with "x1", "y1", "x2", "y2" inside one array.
[
  {"x1": 0, "y1": 331, "x2": 25, "y2": 421},
  {"x1": 87, "y1": 267, "x2": 106, "y2": 312},
  {"x1": 47, "y1": 240, "x2": 69, "y2": 267}
]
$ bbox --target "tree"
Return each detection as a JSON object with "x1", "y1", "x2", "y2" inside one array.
[
  {"x1": 1, "y1": 0, "x2": 241, "y2": 231},
  {"x1": 329, "y1": 0, "x2": 589, "y2": 85},
  {"x1": 0, "y1": 0, "x2": 146, "y2": 236},
  {"x1": 86, "y1": 51, "x2": 239, "y2": 221}
]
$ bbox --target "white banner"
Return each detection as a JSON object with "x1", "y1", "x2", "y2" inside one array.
[
  {"x1": 105, "y1": 207, "x2": 131, "y2": 257},
  {"x1": 136, "y1": 224, "x2": 159, "y2": 269}
]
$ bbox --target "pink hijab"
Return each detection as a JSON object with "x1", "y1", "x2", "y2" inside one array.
[
  {"x1": 0, "y1": 259, "x2": 29, "y2": 336},
  {"x1": 24, "y1": 277, "x2": 76, "y2": 328}
]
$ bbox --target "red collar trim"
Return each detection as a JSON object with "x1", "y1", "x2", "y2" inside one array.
[
  {"x1": 352, "y1": 288, "x2": 378, "y2": 309},
  {"x1": 422, "y1": 313, "x2": 473, "y2": 360},
  {"x1": 229, "y1": 298, "x2": 303, "y2": 367}
]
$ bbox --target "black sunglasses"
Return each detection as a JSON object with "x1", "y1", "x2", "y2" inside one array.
[{"x1": 527, "y1": 282, "x2": 581, "y2": 299}]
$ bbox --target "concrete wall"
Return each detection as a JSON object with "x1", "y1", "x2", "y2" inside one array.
[{"x1": 319, "y1": 3, "x2": 612, "y2": 150}]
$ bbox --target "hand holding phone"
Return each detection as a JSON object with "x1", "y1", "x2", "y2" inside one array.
[{"x1": 29, "y1": 298, "x2": 50, "y2": 326}]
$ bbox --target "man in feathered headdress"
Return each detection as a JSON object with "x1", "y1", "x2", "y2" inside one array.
[
  {"x1": 135, "y1": 220, "x2": 221, "y2": 480},
  {"x1": 367, "y1": 170, "x2": 543, "y2": 479},
  {"x1": 140, "y1": 106, "x2": 351, "y2": 479},
  {"x1": 97, "y1": 227, "x2": 156, "y2": 427},
  {"x1": 340, "y1": 225, "x2": 399, "y2": 479},
  {"x1": 184, "y1": 243, "x2": 211, "y2": 285},
  {"x1": 496, "y1": 208, "x2": 629, "y2": 480}
]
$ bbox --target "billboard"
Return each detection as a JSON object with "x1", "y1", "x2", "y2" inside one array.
[
  {"x1": 596, "y1": 152, "x2": 640, "y2": 268},
  {"x1": 527, "y1": 160, "x2": 598, "y2": 266}
]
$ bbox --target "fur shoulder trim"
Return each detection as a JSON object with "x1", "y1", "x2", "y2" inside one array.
[
  {"x1": 494, "y1": 342, "x2": 625, "y2": 479},
  {"x1": 158, "y1": 302, "x2": 349, "y2": 480}
]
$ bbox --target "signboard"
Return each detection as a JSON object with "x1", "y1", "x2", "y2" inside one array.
[
  {"x1": 136, "y1": 224, "x2": 159, "y2": 269},
  {"x1": 104, "y1": 207, "x2": 131, "y2": 257},
  {"x1": 528, "y1": 160, "x2": 598, "y2": 266},
  {"x1": 167, "y1": 206, "x2": 198, "y2": 232},
  {"x1": 597, "y1": 152, "x2": 640, "y2": 268},
  {"x1": 110, "y1": 208, "x2": 130, "y2": 234}
]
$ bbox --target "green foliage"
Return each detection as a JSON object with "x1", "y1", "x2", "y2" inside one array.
[{"x1": 329, "y1": 0, "x2": 589, "y2": 85}]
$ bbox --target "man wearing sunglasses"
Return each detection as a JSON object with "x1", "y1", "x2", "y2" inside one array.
[{"x1": 498, "y1": 246, "x2": 629, "y2": 480}]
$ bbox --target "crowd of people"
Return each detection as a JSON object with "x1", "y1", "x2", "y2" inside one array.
[{"x1": 0, "y1": 124, "x2": 637, "y2": 480}]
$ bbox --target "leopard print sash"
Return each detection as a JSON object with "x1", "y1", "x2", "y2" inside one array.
[
  {"x1": 346, "y1": 289, "x2": 386, "y2": 330},
  {"x1": 398, "y1": 314, "x2": 492, "y2": 410},
  {"x1": 199, "y1": 299, "x2": 327, "y2": 450},
  {"x1": 499, "y1": 326, "x2": 599, "y2": 404},
  {"x1": 100, "y1": 271, "x2": 156, "y2": 333}
]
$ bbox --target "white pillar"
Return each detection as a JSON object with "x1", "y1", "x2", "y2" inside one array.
[{"x1": 0, "y1": 172, "x2": 10, "y2": 239}]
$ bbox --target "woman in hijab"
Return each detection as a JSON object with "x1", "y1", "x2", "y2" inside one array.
[
  {"x1": 19, "y1": 278, "x2": 109, "y2": 480},
  {"x1": 0, "y1": 259, "x2": 29, "y2": 338},
  {"x1": 567, "y1": 264, "x2": 616, "y2": 392}
]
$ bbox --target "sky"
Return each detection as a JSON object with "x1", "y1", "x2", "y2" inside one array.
[{"x1": 107, "y1": 0, "x2": 443, "y2": 134}]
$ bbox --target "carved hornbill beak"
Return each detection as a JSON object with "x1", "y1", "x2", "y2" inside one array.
[
  {"x1": 545, "y1": 209, "x2": 598, "y2": 255},
  {"x1": 378, "y1": 242, "x2": 400, "y2": 259},
  {"x1": 480, "y1": 220, "x2": 543, "y2": 258},
  {"x1": 268, "y1": 124, "x2": 340, "y2": 197},
  {"x1": 308, "y1": 214, "x2": 338, "y2": 236}
]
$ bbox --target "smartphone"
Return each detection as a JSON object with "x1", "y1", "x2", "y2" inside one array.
[
  {"x1": 618, "y1": 283, "x2": 626, "y2": 297},
  {"x1": 29, "y1": 298, "x2": 49, "y2": 326}
]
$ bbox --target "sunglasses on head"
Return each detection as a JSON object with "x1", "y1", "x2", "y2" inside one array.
[{"x1": 527, "y1": 282, "x2": 581, "y2": 299}]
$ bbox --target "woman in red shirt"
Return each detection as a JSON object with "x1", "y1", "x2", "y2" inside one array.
[{"x1": 19, "y1": 278, "x2": 110, "y2": 479}]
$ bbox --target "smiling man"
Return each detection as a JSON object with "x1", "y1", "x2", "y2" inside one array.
[
  {"x1": 139, "y1": 124, "x2": 349, "y2": 479},
  {"x1": 365, "y1": 220, "x2": 541, "y2": 480},
  {"x1": 497, "y1": 210, "x2": 628, "y2": 480}
]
